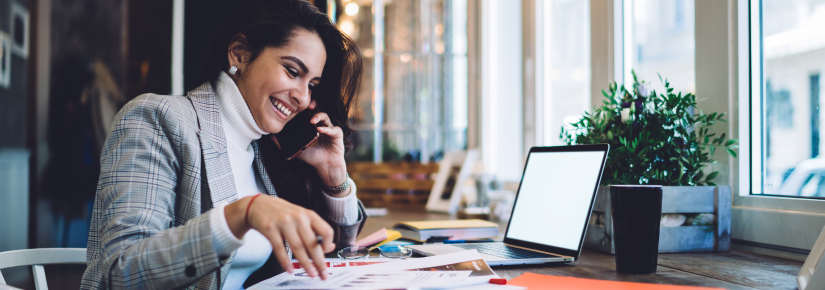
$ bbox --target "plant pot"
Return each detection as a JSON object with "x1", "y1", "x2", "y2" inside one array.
[{"x1": 584, "y1": 185, "x2": 731, "y2": 254}]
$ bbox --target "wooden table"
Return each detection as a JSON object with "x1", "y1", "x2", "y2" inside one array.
[{"x1": 357, "y1": 209, "x2": 803, "y2": 290}]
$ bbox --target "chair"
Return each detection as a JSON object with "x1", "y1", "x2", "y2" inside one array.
[
  {"x1": 0, "y1": 248, "x2": 87, "y2": 290},
  {"x1": 347, "y1": 162, "x2": 440, "y2": 209}
]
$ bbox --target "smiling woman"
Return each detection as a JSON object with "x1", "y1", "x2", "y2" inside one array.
[
  {"x1": 80, "y1": 0, "x2": 366, "y2": 289},
  {"x1": 228, "y1": 33, "x2": 326, "y2": 133}
]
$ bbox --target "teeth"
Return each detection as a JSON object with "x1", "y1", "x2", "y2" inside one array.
[{"x1": 272, "y1": 99, "x2": 291, "y2": 116}]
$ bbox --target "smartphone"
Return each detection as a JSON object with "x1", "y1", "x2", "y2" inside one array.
[{"x1": 274, "y1": 110, "x2": 320, "y2": 160}]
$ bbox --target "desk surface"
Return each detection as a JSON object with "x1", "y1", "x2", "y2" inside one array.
[{"x1": 357, "y1": 209, "x2": 803, "y2": 290}]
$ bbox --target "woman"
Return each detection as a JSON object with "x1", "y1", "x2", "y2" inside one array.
[{"x1": 81, "y1": 0, "x2": 365, "y2": 289}]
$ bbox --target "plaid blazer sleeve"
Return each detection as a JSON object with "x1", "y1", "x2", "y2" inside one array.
[{"x1": 90, "y1": 96, "x2": 221, "y2": 289}]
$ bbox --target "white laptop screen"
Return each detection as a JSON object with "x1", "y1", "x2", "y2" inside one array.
[{"x1": 506, "y1": 150, "x2": 605, "y2": 251}]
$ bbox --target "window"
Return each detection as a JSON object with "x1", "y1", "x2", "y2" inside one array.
[
  {"x1": 541, "y1": 0, "x2": 590, "y2": 146},
  {"x1": 748, "y1": 0, "x2": 825, "y2": 198},
  {"x1": 340, "y1": 0, "x2": 469, "y2": 162},
  {"x1": 626, "y1": 0, "x2": 695, "y2": 95},
  {"x1": 734, "y1": 0, "x2": 825, "y2": 254}
]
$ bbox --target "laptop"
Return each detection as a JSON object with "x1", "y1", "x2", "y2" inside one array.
[{"x1": 407, "y1": 144, "x2": 609, "y2": 266}]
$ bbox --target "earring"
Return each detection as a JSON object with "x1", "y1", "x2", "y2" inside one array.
[{"x1": 229, "y1": 65, "x2": 239, "y2": 75}]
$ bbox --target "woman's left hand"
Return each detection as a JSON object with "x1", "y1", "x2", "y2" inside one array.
[{"x1": 270, "y1": 100, "x2": 348, "y2": 192}]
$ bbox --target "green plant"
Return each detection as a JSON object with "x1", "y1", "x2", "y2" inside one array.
[{"x1": 561, "y1": 71, "x2": 738, "y2": 186}]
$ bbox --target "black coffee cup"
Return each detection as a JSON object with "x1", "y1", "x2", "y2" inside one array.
[{"x1": 610, "y1": 185, "x2": 663, "y2": 274}]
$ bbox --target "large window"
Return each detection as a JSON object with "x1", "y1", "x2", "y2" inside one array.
[
  {"x1": 748, "y1": 0, "x2": 825, "y2": 198},
  {"x1": 541, "y1": 0, "x2": 590, "y2": 146},
  {"x1": 627, "y1": 0, "x2": 695, "y2": 95},
  {"x1": 340, "y1": 0, "x2": 469, "y2": 163}
]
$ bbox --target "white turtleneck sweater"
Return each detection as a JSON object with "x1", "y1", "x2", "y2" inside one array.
[{"x1": 207, "y1": 72, "x2": 360, "y2": 289}]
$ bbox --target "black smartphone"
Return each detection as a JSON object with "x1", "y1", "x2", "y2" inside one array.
[{"x1": 274, "y1": 110, "x2": 320, "y2": 160}]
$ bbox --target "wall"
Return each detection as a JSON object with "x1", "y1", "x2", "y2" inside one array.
[
  {"x1": 183, "y1": 0, "x2": 238, "y2": 91},
  {"x1": 34, "y1": 0, "x2": 127, "y2": 248},
  {"x1": 695, "y1": 0, "x2": 735, "y2": 189},
  {"x1": 0, "y1": 0, "x2": 28, "y2": 148}
]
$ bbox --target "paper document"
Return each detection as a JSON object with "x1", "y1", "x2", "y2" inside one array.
[
  {"x1": 289, "y1": 258, "x2": 395, "y2": 270},
  {"x1": 257, "y1": 270, "x2": 471, "y2": 289},
  {"x1": 248, "y1": 250, "x2": 501, "y2": 290}
]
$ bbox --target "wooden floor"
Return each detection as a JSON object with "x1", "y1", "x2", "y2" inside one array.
[{"x1": 358, "y1": 209, "x2": 804, "y2": 290}]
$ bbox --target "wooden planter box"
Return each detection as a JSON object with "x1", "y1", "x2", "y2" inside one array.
[{"x1": 583, "y1": 185, "x2": 731, "y2": 254}]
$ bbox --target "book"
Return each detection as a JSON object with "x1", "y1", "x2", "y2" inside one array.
[
  {"x1": 508, "y1": 273, "x2": 725, "y2": 290},
  {"x1": 353, "y1": 228, "x2": 403, "y2": 247},
  {"x1": 392, "y1": 219, "x2": 499, "y2": 242},
  {"x1": 354, "y1": 228, "x2": 389, "y2": 247},
  {"x1": 373, "y1": 230, "x2": 402, "y2": 247}
]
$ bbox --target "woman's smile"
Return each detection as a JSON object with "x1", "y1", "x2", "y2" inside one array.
[{"x1": 270, "y1": 96, "x2": 294, "y2": 121}]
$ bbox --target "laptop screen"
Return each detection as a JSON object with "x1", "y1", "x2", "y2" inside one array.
[{"x1": 505, "y1": 149, "x2": 606, "y2": 251}]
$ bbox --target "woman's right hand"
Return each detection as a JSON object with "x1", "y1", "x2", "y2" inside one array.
[{"x1": 224, "y1": 194, "x2": 335, "y2": 280}]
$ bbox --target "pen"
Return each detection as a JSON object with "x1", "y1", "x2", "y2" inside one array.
[{"x1": 443, "y1": 239, "x2": 494, "y2": 244}]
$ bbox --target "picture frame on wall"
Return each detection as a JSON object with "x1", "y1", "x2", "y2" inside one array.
[
  {"x1": 10, "y1": 2, "x2": 29, "y2": 59},
  {"x1": 426, "y1": 150, "x2": 478, "y2": 214},
  {"x1": 0, "y1": 32, "x2": 11, "y2": 89}
]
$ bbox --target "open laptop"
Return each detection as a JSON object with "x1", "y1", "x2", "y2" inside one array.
[{"x1": 408, "y1": 144, "x2": 609, "y2": 266}]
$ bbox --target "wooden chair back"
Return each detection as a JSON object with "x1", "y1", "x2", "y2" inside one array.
[{"x1": 347, "y1": 162, "x2": 440, "y2": 209}]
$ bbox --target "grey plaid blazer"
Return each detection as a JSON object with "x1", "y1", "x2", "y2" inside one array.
[{"x1": 81, "y1": 83, "x2": 366, "y2": 290}]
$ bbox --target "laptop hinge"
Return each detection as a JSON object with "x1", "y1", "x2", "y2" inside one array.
[{"x1": 503, "y1": 243, "x2": 575, "y2": 259}]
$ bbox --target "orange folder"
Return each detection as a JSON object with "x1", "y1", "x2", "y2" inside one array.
[{"x1": 508, "y1": 272, "x2": 726, "y2": 290}]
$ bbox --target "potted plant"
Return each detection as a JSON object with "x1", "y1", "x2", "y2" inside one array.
[{"x1": 562, "y1": 71, "x2": 738, "y2": 253}]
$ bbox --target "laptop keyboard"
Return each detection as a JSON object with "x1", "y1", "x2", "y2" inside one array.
[{"x1": 450, "y1": 243, "x2": 560, "y2": 259}]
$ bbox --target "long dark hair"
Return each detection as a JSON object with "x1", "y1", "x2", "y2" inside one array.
[{"x1": 196, "y1": 0, "x2": 362, "y2": 212}]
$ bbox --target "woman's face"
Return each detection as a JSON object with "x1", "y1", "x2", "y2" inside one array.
[{"x1": 230, "y1": 29, "x2": 327, "y2": 134}]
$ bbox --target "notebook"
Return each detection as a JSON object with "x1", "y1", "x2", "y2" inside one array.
[
  {"x1": 392, "y1": 219, "x2": 499, "y2": 242},
  {"x1": 354, "y1": 228, "x2": 403, "y2": 247}
]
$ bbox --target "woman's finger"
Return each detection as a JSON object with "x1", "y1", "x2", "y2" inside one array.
[
  {"x1": 297, "y1": 216, "x2": 330, "y2": 280},
  {"x1": 311, "y1": 112, "x2": 332, "y2": 127},
  {"x1": 282, "y1": 223, "x2": 319, "y2": 278},
  {"x1": 317, "y1": 126, "x2": 343, "y2": 139},
  {"x1": 261, "y1": 230, "x2": 293, "y2": 274}
]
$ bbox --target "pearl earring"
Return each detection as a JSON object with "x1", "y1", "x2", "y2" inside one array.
[{"x1": 229, "y1": 65, "x2": 239, "y2": 75}]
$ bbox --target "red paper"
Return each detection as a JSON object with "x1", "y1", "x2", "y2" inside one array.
[{"x1": 508, "y1": 272, "x2": 726, "y2": 290}]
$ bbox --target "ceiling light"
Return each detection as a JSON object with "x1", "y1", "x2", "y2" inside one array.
[{"x1": 345, "y1": 3, "x2": 360, "y2": 16}]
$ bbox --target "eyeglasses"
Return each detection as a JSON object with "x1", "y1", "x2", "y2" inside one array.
[{"x1": 337, "y1": 245, "x2": 413, "y2": 260}]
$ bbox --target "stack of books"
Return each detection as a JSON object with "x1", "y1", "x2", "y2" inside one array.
[{"x1": 392, "y1": 219, "x2": 499, "y2": 242}]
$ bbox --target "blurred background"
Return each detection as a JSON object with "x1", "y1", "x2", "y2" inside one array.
[{"x1": 1, "y1": 0, "x2": 824, "y2": 288}]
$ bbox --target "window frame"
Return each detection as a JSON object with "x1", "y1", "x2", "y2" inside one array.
[
  {"x1": 737, "y1": 0, "x2": 825, "y2": 203},
  {"x1": 734, "y1": 0, "x2": 825, "y2": 253}
]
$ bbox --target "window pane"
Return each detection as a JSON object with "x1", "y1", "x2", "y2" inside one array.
[
  {"x1": 544, "y1": 0, "x2": 590, "y2": 145},
  {"x1": 630, "y1": 0, "x2": 695, "y2": 95},
  {"x1": 759, "y1": 0, "x2": 825, "y2": 197},
  {"x1": 341, "y1": 0, "x2": 468, "y2": 162}
]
